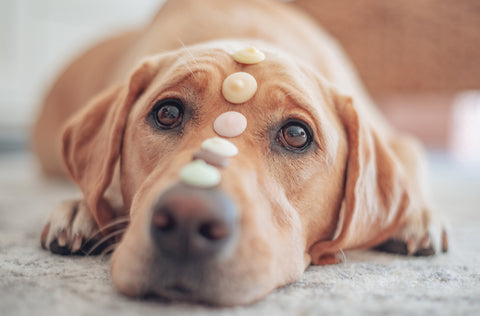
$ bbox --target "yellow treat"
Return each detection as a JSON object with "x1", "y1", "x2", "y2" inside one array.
[
  {"x1": 201, "y1": 137, "x2": 239, "y2": 157},
  {"x1": 222, "y1": 72, "x2": 257, "y2": 104},
  {"x1": 179, "y1": 160, "x2": 221, "y2": 188},
  {"x1": 232, "y1": 47, "x2": 265, "y2": 64}
]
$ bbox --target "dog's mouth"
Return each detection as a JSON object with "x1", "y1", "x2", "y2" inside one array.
[
  {"x1": 166, "y1": 284, "x2": 192, "y2": 295},
  {"x1": 162, "y1": 283, "x2": 194, "y2": 298},
  {"x1": 149, "y1": 282, "x2": 208, "y2": 303}
]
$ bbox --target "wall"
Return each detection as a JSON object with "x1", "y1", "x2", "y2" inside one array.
[{"x1": 0, "y1": 0, "x2": 163, "y2": 130}]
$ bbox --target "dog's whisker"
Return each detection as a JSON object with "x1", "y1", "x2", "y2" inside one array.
[
  {"x1": 100, "y1": 243, "x2": 120, "y2": 260},
  {"x1": 339, "y1": 248, "x2": 347, "y2": 265},
  {"x1": 85, "y1": 228, "x2": 128, "y2": 256},
  {"x1": 177, "y1": 37, "x2": 199, "y2": 66},
  {"x1": 101, "y1": 217, "x2": 130, "y2": 231},
  {"x1": 173, "y1": 41, "x2": 197, "y2": 79},
  {"x1": 176, "y1": 54, "x2": 197, "y2": 79},
  {"x1": 82, "y1": 217, "x2": 130, "y2": 247}
]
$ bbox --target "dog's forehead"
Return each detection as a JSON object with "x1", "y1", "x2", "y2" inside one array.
[
  {"x1": 163, "y1": 42, "x2": 305, "y2": 79},
  {"x1": 146, "y1": 42, "x2": 327, "y2": 109}
]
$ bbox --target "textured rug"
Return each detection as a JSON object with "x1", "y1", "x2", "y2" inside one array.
[{"x1": 1, "y1": 152, "x2": 479, "y2": 316}]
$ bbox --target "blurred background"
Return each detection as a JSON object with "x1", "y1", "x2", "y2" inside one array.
[
  {"x1": 0, "y1": 0, "x2": 479, "y2": 173},
  {"x1": 0, "y1": 0, "x2": 162, "y2": 151}
]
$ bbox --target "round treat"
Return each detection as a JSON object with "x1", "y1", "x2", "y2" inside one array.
[
  {"x1": 232, "y1": 47, "x2": 265, "y2": 64},
  {"x1": 222, "y1": 72, "x2": 257, "y2": 104},
  {"x1": 213, "y1": 111, "x2": 247, "y2": 138},
  {"x1": 201, "y1": 137, "x2": 238, "y2": 157},
  {"x1": 179, "y1": 160, "x2": 221, "y2": 188}
]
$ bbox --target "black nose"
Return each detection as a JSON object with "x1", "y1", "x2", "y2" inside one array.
[{"x1": 151, "y1": 184, "x2": 237, "y2": 261}]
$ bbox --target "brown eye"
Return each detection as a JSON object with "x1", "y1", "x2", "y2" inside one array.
[
  {"x1": 154, "y1": 99, "x2": 183, "y2": 128},
  {"x1": 277, "y1": 122, "x2": 312, "y2": 151}
]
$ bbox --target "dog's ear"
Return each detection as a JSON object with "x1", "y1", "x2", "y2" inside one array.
[
  {"x1": 61, "y1": 56, "x2": 166, "y2": 232},
  {"x1": 309, "y1": 93, "x2": 410, "y2": 264}
]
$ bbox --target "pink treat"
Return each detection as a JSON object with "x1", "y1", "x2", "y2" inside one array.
[{"x1": 213, "y1": 111, "x2": 247, "y2": 138}]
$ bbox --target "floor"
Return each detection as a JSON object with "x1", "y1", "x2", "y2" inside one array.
[{"x1": 1, "y1": 151, "x2": 479, "y2": 316}]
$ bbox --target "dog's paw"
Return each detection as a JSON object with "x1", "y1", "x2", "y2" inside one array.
[
  {"x1": 375, "y1": 209, "x2": 449, "y2": 256},
  {"x1": 41, "y1": 200, "x2": 104, "y2": 255}
]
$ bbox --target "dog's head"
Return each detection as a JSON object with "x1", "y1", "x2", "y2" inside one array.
[{"x1": 62, "y1": 41, "x2": 409, "y2": 305}]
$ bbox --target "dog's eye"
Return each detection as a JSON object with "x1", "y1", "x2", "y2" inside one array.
[
  {"x1": 153, "y1": 99, "x2": 184, "y2": 128},
  {"x1": 277, "y1": 121, "x2": 312, "y2": 151}
]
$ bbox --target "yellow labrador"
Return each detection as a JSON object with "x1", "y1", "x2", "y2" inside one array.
[{"x1": 34, "y1": 0, "x2": 447, "y2": 306}]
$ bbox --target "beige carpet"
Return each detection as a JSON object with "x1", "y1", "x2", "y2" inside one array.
[{"x1": 1, "y1": 152, "x2": 479, "y2": 315}]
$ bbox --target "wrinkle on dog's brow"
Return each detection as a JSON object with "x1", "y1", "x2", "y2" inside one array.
[
  {"x1": 145, "y1": 64, "x2": 221, "y2": 111},
  {"x1": 155, "y1": 51, "x2": 229, "y2": 92}
]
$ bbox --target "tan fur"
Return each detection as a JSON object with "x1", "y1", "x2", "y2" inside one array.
[{"x1": 34, "y1": 0, "x2": 446, "y2": 306}]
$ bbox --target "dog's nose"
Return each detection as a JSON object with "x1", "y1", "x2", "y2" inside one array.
[{"x1": 151, "y1": 184, "x2": 237, "y2": 261}]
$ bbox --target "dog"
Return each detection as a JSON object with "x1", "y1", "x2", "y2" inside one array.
[{"x1": 33, "y1": 0, "x2": 448, "y2": 306}]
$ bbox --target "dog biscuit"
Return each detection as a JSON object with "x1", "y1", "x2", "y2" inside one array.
[
  {"x1": 201, "y1": 137, "x2": 238, "y2": 157},
  {"x1": 179, "y1": 160, "x2": 221, "y2": 188},
  {"x1": 213, "y1": 111, "x2": 247, "y2": 137},
  {"x1": 222, "y1": 72, "x2": 257, "y2": 104},
  {"x1": 232, "y1": 47, "x2": 265, "y2": 64}
]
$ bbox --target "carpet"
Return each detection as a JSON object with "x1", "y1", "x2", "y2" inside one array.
[{"x1": 1, "y1": 152, "x2": 479, "y2": 315}]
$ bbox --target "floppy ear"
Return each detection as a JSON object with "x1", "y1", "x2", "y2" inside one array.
[
  {"x1": 309, "y1": 93, "x2": 410, "y2": 264},
  {"x1": 62, "y1": 56, "x2": 164, "y2": 232}
]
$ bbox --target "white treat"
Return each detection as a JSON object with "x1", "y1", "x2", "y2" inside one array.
[
  {"x1": 201, "y1": 137, "x2": 238, "y2": 157},
  {"x1": 222, "y1": 72, "x2": 257, "y2": 104},
  {"x1": 179, "y1": 160, "x2": 221, "y2": 188},
  {"x1": 232, "y1": 47, "x2": 265, "y2": 64},
  {"x1": 213, "y1": 111, "x2": 248, "y2": 138}
]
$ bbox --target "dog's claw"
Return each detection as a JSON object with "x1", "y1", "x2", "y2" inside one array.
[
  {"x1": 420, "y1": 234, "x2": 431, "y2": 249},
  {"x1": 72, "y1": 234, "x2": 83, "y2": 253},
  {"x1": 441, "y1": 229, "x2": 449, "y2": 253},
  {"x1": 57, "y1": 230, "x2": 67, "y2": 247},
  {"x1": 406, "y1": 237, "x2": 416, "y2": 255},
  {"x1": 40, "y1": 223, "x2": 50, "y2": 250}
]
